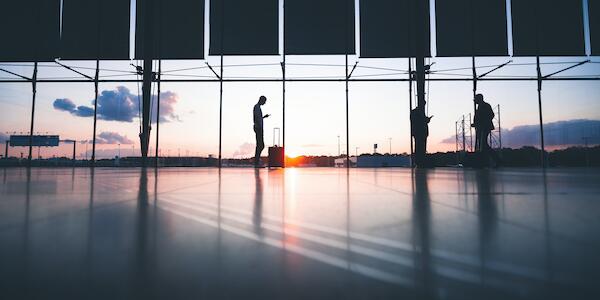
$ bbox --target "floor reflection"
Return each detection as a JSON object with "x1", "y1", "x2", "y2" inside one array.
[
  {"x1": 134, "y1": 167, "x2": 151, "y2": 297},
  {"x1": 85, "y1": 167, "x2": 95, "y2": 291},
  {"x1": 412, "y1": 169, "x2": 434, "y2": 299},
  {"x1": 253, "y1": 169, "x2": 264, "y2": 236},
  {"x1": 542, "y1": 171, "x2": 553, "y2": 283},
  {"x1": 21, "y1": 169, "x2": 31, "y2": 297},
  {"x1": 475, "y1": 170, "x2": 498, "y2": 284},
  {"x1": 0, "y1": 167, "x2": 598, "y2": 299}
]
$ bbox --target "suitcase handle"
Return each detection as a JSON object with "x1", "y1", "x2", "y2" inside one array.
[{"x1": 273, "y1": 127, "x2": 280, "y2": 147}]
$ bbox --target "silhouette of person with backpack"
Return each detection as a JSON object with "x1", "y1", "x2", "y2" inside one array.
[{"x1": 472, "y1": 94, "x2": 499, "y2": 166}]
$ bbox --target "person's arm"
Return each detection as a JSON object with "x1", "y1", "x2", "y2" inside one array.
[{"x1": 263, "y1": 114, "x2": 270, "y2": 118}]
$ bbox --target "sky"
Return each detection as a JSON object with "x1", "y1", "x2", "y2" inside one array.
[{"x1": 1, "y1": 0, "x2": 600, "y2": 159}]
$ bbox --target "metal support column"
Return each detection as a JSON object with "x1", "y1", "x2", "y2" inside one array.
[
  {"x1": 282, "y1": 0, "x2": 286, "y2": 167},
  {"x1": 72, "y1": 141, "x2": 76, "y2": 162},
  {"x1": 155, "y1": 0, "x2": 163, "y2": 168},
  {"x1": 91, "y1": 59, "x2": 100, "y2": 165},
  {"x1": 469, "y1": 0, "x2": 477, "y2": 115},
  {"x1": 414, "y1": 0, "x2": 428, "y2": 167},
  {"x1": 218, "y1": 55, "x2": 223, "y2": 168},
  {"x1": 472, "y1": 56, "x2": 477, "y2": 107},
  {"x1": 91, "y1": 0, "x2": 101, "y2": 166},
  {"x1": 141, "y1": 62, "x2": 153, "y2": 165},
  {"x1": 5, "y1": 141, "x2": 9, "y2": 158},
  {"x1": 155, "y1": 60, "x2": 161, "y2": 167},
  {"x1": 409, "y1": 58, "x2": 414, "y2": 167},
  {"x1": 345, "y1": 55, "x2": 349, "y2": 168},
  {"x1": 27, "y1": 62, "x2": 38, "y2": 165},
  {"x1": 415, "y1": 0, "x2": 427, "y2": 136},
  {"x1": 344, "y1": 0, "x2": 350, "y2": 168},
  {"x1": 413, "y1": 0, "x2": 426, "y2": 108},
  {"x1": 472, "y1": 56, "x2": 478, "y2": 152},
  {"x1": 282, "y1": 58, "x2": 286, "y2": 167},
  {"x1": 218, "y1": 1, "x2": 224, "y2": 168},
  {"x1": 536, "y1": 56, "x2": 546, "y2": 168},
  {"x1": 140, "y1": 0, "x2": 156, "y2": 165}
]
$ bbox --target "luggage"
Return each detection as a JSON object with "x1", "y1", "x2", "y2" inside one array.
[{"x1": 268, "y1": 127, "x2": 284, "y2": 168}]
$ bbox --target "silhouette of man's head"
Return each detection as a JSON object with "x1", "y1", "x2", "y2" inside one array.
[
  {"x1": 474, "y1": 94, "x2": 484, "y2": 104},
  {"x1": 258, "y1": 95, "x2": 267, "y2": 105}
]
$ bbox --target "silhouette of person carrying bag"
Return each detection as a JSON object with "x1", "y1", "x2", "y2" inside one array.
[{"x1": 472, "y1": 94, "x2": 500, "y2": 167}]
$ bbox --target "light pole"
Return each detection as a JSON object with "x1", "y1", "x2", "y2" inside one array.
[
  {"x1": 337, "y1": 135, "x2": 340, "y2": 157},
  {"x1": 355, "y1": 147, "x2": 359, "y2": 157},
  {"x1": 388, "y1": 137, "x2": 392, "y2": 154}
]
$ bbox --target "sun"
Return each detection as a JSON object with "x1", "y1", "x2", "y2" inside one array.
[{"x1": 284, "y1": 148, "x2": 301, "y2": 158}]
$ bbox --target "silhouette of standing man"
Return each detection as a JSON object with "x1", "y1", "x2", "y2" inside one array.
[
  {"x1": 411, "y1": 101, "x2": 433, "y2": 167},
  {"x1": 253, "y1": 96, "x2": 270, "y2": 167},
  {"x1": 472, "y1": 94, "x2": 499, "y2": 166}
]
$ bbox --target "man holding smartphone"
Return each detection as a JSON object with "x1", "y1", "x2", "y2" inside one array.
[
  {"x1": 410, "y1": 100, "x2": 433, "y2": 167},
  {"x1": 253, "y1": 96, "x2": 270, "y2": 167}
]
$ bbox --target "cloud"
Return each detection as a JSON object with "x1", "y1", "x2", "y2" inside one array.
[
  {"x1": 53, "y1": 98, "x2": 76, "y2": 112},
  {"x1": 232, "y1": 142, "x2": 255, "y2": 157},
  {"x1": 53, "y1": 98, "x2": 95, "y2": 117},
  {"x1": 156, "y1": 91, "x2": 180, "y2": 123},
  {"x1": 74, "y1": 105, "x2": 95, "y2": 117},
  {"x1": 97, "y1": 132, "x2": 134, "y2": 144},
  {"x1": 81, "y1": 131, "x2": 134, "y2": 145},
  {"x1": 441, "y1": 119, "x2": 600, "y2": 149},
  {"x1": 52, "y1": 86, "x2": 180, "y2": 123},
  {"x1": 95, "y1": 86, "x2": 139, "y2": 122}
]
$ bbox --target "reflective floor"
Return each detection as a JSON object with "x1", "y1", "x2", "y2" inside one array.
[{"x1": 1, "y1": 167, "x2": 599, "y2": 299}]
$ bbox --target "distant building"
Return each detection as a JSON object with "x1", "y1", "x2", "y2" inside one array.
[
  {"x1": 356, "y1": 155, "x2": 410, "y2": 167},
  {"x1": 334, "y1": 157, "x2": 357, "y2": 167}
]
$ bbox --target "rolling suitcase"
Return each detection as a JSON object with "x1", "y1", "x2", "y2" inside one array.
[{"x1": 268, "y1": 128, "x2": 284, "y2": 168}]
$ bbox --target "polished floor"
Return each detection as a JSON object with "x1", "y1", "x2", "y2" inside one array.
[{"x1": 0, "y1": 167, "x2": 599, "y2": 299}]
